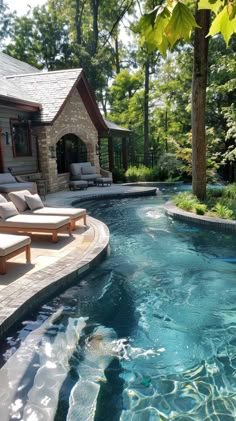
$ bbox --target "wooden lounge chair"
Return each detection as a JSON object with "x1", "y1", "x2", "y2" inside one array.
[
  {"x1": 8, "y1": 191, "x2": 87, "y2": 230},
  {"x1": 0, "y1": 201, "x2": 72, "y2": 243},
  {"x1": 0, "y1": 233, "x2": 31, "y2": 274}
]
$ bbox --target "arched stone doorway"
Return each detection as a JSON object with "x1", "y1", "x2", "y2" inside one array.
[{"x1": 56, "y1": 133, "x2": 87, "y2": 174}]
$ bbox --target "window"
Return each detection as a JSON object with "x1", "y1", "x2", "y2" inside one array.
[{"x1": 11, "y1": 119, "x2": 32, "y2": 157}]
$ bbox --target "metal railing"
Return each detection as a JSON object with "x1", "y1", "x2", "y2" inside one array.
[{"x1": 99, "y1": 151, "x2": 159, "y2": 171}]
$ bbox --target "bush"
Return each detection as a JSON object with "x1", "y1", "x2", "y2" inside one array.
[
  {"x1": 125, "y1": 165, "x2": 156, "y2": 182},
  {"x1": 174, "y1": 192, "x2": 199, "y2": 212},
  {"x1": 195, "y1": 204, "x2": 207, "y2": 215},
  {"x1": 112, "y1": 167, "x2": 126, "y2": 183},
  {"x1": 214, "y1": 202, "x2": 234, "y2": 219},
  {"x1": 223, "y1": 184, "x2": 236, "y2": 200}
]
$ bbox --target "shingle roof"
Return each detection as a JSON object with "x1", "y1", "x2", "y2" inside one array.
[
  {"x1": 0, "y1": 78, "x2": 41, "y2": 107},
  {"x1": 0, "y1": 52, "x2": 40, "y2": 77},
  {"x1": 7, "y1": 69, "x2": 83, "y2": 122}
]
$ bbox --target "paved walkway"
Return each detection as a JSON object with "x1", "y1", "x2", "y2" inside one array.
[
  {"x1": 44, "y1": 183, "x2": 158, "y2": 207},
  {"x1": 0, "y1": 184, "x2": 157, "y2": 337}
]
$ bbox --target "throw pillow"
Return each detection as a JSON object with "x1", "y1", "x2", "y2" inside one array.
[
  {"x1": 81, "y1": 166, "x2": 96, "y2": 175},
  {"x1": 0, "y1": 202, "x2": 18, "y2": 219},
  {"x1": 8, "y1": 190, "x2": 31, "y2": 212},
  {"x1": 0, "y1": 194, "x2": 7, "y2": 203},
  {"x1": 24, "y1": 194, "x2": 44, "y2": 211}
]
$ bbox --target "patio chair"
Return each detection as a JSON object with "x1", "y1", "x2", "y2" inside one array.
[
  {"x1": 0, "y1": 233, "x2": 31, "y2": 274},
  {"x1": 0, "y1": 173, "x2": 37, "y2": 195},
  {"x1": 70, "y1": 162, "x2": 112, "y2": 186},
  {"x1": 8, "y1": 191, "x2": 87, "y2": 231},
  {"x1": 0, "y1": 200, "x2": 71, "y2": 243}
]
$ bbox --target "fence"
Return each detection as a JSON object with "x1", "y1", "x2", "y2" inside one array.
[{"x1": 99, "y1": 151, "x2": 159, "y2": 171}]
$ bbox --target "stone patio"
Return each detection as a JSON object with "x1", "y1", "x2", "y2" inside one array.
[{"x1": 0, "y1": 184, "x2": 157, "y2": 337}]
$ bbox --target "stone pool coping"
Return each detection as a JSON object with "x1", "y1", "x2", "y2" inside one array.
[
  {"x1": 0, "y1": 216, "x2": 109, "y2": 338},
  {"x1": 165, "y1": 201, "x2": 236, "y2": 232}
]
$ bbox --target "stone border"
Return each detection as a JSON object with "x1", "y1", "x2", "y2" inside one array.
[
  {"x1": 0, "y1": 216, "x2": 109, "y2": 338},
  {"x1": 165, "y1": 201, "x2": 236, "y2": 232},
  {"x1": 70, "y1": 187, "x2": 158, "y2": 205},
  {"x1": 124, "y1": 181, "x2": 183, "y2": 187}
]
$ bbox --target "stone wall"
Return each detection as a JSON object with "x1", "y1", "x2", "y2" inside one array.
[{"x1": 32, "y1": 86, "x2": 100, "y2": 193}]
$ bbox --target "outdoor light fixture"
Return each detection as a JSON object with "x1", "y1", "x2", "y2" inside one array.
[
  {"x1": 49, "y1": 145, "x2": 56, "y2": 158},
  {"x1": 96, "y1": 143, "x2": 100, "y2": 155},
  {"x1": 2, "y1": 131, "x2": 10, "y2": 144}
]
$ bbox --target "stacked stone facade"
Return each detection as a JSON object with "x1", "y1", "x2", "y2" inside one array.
[{"x1": 32, "y1": 87, "x2": 100, "y2": 192}]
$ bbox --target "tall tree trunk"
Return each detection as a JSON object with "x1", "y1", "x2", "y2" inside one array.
[
  {"x1": 192, "y1": 9, "x2": 210, "y2": 200},
  {"x1": 91, "y1": 0, "x2": 99, "y2": 56},
  {"x1": 144, "y1": 57, "x2": 150, "y2": 165},
  {"x1": 115, "y1": 36, "x2": 120, "y2": 74},
  {"x1": 75, "y1": 0, "x2": 82, "y2": 45}
]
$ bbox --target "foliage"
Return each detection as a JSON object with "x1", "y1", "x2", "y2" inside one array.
[
  {"x1": 174, "y1": 185, "x2": 236, "y2": 219},
  {"x1": 137, "y1": 0, "x2": 236, "y2": 57},
  {"x1": 173, "y1": 192, "x2": 199, "y2": 212},
  {"x1": 195, "y1": 203, "x2": 207, "y2": 215},
  {"x1": 125, "y1": 165, "x2": 154, "y2": 181},
  {"x1": 213, "y1": 202, "x2": 234, "y2": 219},
  {"x1": 112, "y1": 167, "x2": 126, "y2": 183},
  {"x1": 223, "y1": 183, "x2": 236, "y2": 199}
]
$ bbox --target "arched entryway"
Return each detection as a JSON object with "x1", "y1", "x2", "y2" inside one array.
[{"x1": 56, "y1": 133, "x2": 87, "y2": 173}]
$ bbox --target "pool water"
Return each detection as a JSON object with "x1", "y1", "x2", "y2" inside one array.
[{"x1": 1, "y1": 192, "x2": 236, "y2": 421}]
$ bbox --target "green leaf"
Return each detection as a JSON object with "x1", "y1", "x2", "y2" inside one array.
[
  {"x1": 137, "y1": 7, "x2": 171, "y2": 52},
  {"x1": 164, "y1": 2, "x2": 200, "y2": 47},
  {"x1": 209, "y1": 5, "x2": 236, "y2": 45},
  {"x1": 198, "y1": 0, "x2": 224, "y2": 14}
]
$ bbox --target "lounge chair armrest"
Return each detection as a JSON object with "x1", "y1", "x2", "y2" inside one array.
[
  {"x1": 100, "y1": 168, "x2": 112, "y2": 178},
  {"x1": 15, "y1": 175, "x2": 27, "y2": 182}
]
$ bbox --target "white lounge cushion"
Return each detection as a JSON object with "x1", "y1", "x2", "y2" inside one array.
[
  {"x1": 0, "y1": 234, "x2": 31, "y2": 256},
  {"x1": 0, "y1": 194, "x2": 7, "y2": 203},
  {"x1": 0, "y1": 214, "x2": 70, "y2": 229},
  {"x1": 24, "y1": 193, "x2": 44, "y2": 210},
  {"x1": 0, "y1": 202, "x2": 19, "y2": 219},
  {"x1": 32, "y1": 206, "x2": 86, "y2": 219},
  {"x1": 8, "y1": 190, "x2": 31, "y2": 212}
]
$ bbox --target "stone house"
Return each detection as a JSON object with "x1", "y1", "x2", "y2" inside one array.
[{"x1": 0, "y1": 52, "x2": 130, "y2": 192}]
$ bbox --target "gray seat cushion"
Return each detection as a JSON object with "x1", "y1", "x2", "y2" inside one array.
[{"x1": 0, "y1": 183, "x2": 36, "y2": 193}]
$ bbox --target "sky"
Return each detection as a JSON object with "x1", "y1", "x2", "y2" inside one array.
[{"x1": 5, "y1": 0, "x2": 46, "y2": 15}]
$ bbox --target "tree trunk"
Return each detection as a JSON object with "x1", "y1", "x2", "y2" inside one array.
[
  {"x1": 144, "y1": 57, "x2": 150, "y2": 165},
  {"x1": 115, "y1": 36, "x2": 120, "y2": 74},
  {"x1": 191, "y1": 9, "x2": 210, "y2": 200},
  {"x1": 75, "y1": 0, "x2": 82, "y2": 45},
  {"x1": 91, "y1": 0, "x2": 99, "y2": 56}
]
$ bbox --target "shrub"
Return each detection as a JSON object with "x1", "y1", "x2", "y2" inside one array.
[
  {"x1": 214, "y1": 202, "x2": 234, "y2": 219},
  {"x1": 125, "y1": 166, "x2": 139, "y2": 182},
  {"x1": 195, "y1": 204, "x2": 207, "y2": 215},
  {"x1": 224, "y1": 184, "x2": 236, "y2": 200},
  {"x1": 112, "y1": 167, "x2": 126, "y2": 183},
  {"x1": 174, "y1": 192, "x2": 199, "y2": 212}
]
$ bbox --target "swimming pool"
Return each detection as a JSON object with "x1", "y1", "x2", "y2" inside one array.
[{"x1": 1, "y1": 191, "x2": 236, "y2": 420}]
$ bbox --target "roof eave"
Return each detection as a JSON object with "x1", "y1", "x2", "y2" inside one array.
[{"x1": 0, "y1": 94, "x2": 42, "y2": 111}]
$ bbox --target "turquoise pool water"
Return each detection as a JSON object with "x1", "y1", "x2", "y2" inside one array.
[{"x1": 1, "y1": 191, "x2": 236, "y2": 420}]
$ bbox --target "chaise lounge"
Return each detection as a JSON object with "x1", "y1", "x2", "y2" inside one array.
[
  {"x1": 8, "y1": 190, "x2": 87, "y2": 231},
  {"x1": 0, "y1": 199, "x2": 71, "y2": 243},
  {"x1": 0, "y1": 233, "x2": 31, "y2": 274},
  {"x1": 0, "y1": 173, "x2": 37, "y2": 195}
]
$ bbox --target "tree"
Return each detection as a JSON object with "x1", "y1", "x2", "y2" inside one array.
[{"x1": 137, "y1": 0, "x2": 236, "y2": 199}]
